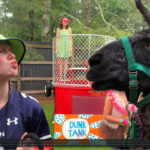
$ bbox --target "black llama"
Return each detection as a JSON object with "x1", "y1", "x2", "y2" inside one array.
[{"x1": 87, "y1": 0, "x2": 150, "y2": 149}]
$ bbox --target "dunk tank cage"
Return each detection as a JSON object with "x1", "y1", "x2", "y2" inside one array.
[{"x1": 45, "y1": 34, "x2": 116, "y2": 114}]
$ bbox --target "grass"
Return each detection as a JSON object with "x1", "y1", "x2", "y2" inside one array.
[
  {"x1": 40, "y1": 102, "x2": 55, "y2": 139},
  {"x1": 40, "y1": 102, "x2": 109, "y2": 150}
]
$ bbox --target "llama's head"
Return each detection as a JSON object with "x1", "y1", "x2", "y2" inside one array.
[{"x1": 86, "y1": 0, "x2": 150, "y2": 100}]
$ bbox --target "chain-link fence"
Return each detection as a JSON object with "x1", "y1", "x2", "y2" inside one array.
[{"x1": 52, "y1": 34, "x2": 116, "y2": 87}]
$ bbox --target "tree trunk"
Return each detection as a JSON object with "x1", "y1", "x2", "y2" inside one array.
[
  {"x1": 83, "y1": 0, "x2": 91, "y2": 27},
  {"x1": 42, "y1": 0, "x2": 50, "y2": 42},
  {"x1": 29, "y1": 10, "x2": 34, "y2": 41},
  {"x1": 50, "y1": 0, "x2": 55, "y2": 40}
]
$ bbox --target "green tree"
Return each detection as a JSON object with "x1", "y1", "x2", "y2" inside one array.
[
  {"x1": 0, "y1": 0, "x2": 150, "y2": 41},
  {"x1": 0, "y1": 0, "x2": 43, "y2": 41}
]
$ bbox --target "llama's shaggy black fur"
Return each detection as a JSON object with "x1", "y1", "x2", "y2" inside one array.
[{"x1": 86, "y1": 0, "x2": 150, "y2": 148}]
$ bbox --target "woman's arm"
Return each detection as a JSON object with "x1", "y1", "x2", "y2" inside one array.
[
  {"x1": 69, "y1": 27, "x2": 73, "y2": 47},
  {"x1": 103, "y1": 99, "x2": 122, "y2": 124},
  {"x1": 55, "y1": 28, "x2": 59, "y2": 53}
]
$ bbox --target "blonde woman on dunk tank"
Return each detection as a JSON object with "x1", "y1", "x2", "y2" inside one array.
[{"x1": 55, "y1": 16, "x2": 73, "y2": 80}]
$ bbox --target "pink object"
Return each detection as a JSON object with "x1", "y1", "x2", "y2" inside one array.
[
  {"x1": 122, "y1": 119, "x2": 128, "y2": 125},
  {"x1": 130, "y1": 104, "x2": 135, "y2": 111},
  {"x1": 127, "y1": 104, "x2": 136, "y2": 111},
  {"x1": 63, "y1": 19, "x2": 69, "y2": 23},
  {"x1": 109, "y1": 90, "x2": 127, "y2": 115}
]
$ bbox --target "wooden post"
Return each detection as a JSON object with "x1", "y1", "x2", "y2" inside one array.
[{"x1": 17, "y1": 65, "x2": 21, "y2": 92}]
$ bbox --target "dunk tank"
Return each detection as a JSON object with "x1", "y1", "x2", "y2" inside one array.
[{"x1": 45, "y1": 34, "x2": 116, "y2": 145}]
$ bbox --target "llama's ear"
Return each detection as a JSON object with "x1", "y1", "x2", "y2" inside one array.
[{"x1": 135, "y1": 0, "x2": 150, "y2": 27}]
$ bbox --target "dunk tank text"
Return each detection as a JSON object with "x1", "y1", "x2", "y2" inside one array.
[{"x1": 45, "y1": 34, "x2": 116, "y2": 145}]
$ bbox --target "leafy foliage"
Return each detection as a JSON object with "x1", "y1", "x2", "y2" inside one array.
[
  {"x1": 23, "y1": 43, "x2": 45, "y2": 61},
  {"x1": 0, "y1": 0, "x2": 150, "y2": 41}
]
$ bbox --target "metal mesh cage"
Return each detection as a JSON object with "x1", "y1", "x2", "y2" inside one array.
[{"x1": 52, "y1": 34, "x2": 116, "y2": 87}]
